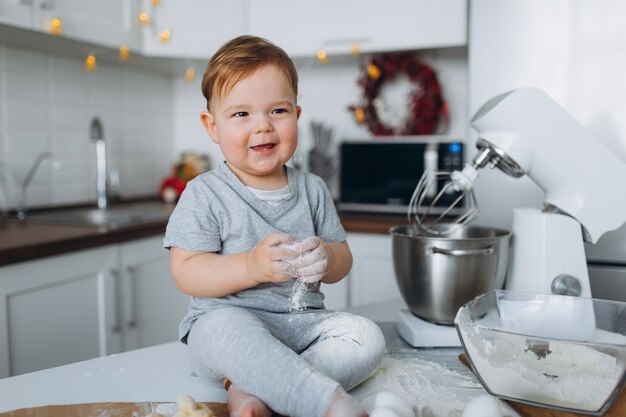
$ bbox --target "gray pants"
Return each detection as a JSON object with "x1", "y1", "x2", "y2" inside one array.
[{"x1": 187, "y1": 307, "x2": 386, "y2": 417}]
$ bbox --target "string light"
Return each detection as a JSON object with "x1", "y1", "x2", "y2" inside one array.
[
  {"x1": 184, "y1": 66, "x2": 195, "y2": 83},
  {"x1": 316, "y1": 49, "x2": 328, "y2": 64},
  {"x1": 367, "y1": 64, "x2": 381, "y2": 80},
  {"x1": 353, "y1": 107, "x2": 366, "y2": 124},
  {"x1": 351, "y1": 42, "x2": 361, "y2": 57},
  {"x1": 85, "y1": 54, "x2": 97, "y2": 72},
  {"x1": 118, "y1": 45, "x2": 130, "y2": 62},
  {"x1": 138, "y1": 11, "x2": 150, "y2": 27},
  {"x1": 151, "y1": 0, "x2": 161, "y2": 5},
  {"x1": 47, "y1": 18, "x2": 63, "y2": 36},
  {"x1": 159, "y1": 29, "x2": 172, "y2": 43}
]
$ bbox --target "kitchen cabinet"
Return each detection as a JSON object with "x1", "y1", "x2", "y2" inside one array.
[
  {"x1": 321, "y1": 277, "x2": 348, "y2": 311},
  {"x1": 249, "y1": 0, "x2": 468, "y2": 58},
  {"x1": 117, "y1": 236, "x2": 189, "y2": 351},
  {"x1": 0, "y1": 235, "x2": 186, "y2": 378},
  {"x1": 347, "y1": 232, "x2": 402, "y2": 307},
  {"x1": 0, "y1": 0, "x2": 33, "y2": 29},
  {"x1": 138, "y1": 0, "x2": 247, "y2": 58},
  {"x1": 0, "y1": 245, "x2": 119, "y2": 378},
  {"x1": 0, "y1": 0, "x2": 140, "y2": 50}
]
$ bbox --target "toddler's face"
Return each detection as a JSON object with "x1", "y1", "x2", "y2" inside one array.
[{"x1": 202, "y1": 65, "x2": 300, "y2": 188}]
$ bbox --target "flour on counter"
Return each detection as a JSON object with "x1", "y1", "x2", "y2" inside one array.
[
  {"x1": 350, "y1": 355, "x2": 503, "y2": 417},
  {"x1": 460, "y1": 327, "x2": 624, "y2": 412}
]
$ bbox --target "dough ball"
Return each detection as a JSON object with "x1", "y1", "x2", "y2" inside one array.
[
  {"x1": 177, "y1": 395, "x2": 197, "y2": 412},
  {"x1": 373, "y1": 391, "x2": 414, "y2": 417}
]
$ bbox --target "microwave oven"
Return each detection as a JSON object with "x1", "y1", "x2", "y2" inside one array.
[{"x1": 338, "y1": 138, "x2": 465, "y2": 214}]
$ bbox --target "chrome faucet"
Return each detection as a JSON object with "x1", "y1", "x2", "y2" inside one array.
[
  {"x1": 90, "y1": 117, "x2": 108, "y2": 209},
  {"x1": 17, "y1": 152, "x2": 62, "y2": 220}
]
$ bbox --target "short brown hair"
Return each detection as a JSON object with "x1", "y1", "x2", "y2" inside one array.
[{"x1": 201, "y1": 35, "x2": 298, "y2": 111}]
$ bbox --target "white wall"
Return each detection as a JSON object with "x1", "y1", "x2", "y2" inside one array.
[
  {"x1": 171, "y1": 47, "x2": 468, "y2": 179},
  {"x1": 468, "y1": 0, "x2": 626, "y2": 231},
  {"x1": 0, "y1": 43, "x2": 173, "y2": 210}
]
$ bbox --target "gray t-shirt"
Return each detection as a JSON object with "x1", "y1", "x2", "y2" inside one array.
[{"x1": 164, "y1": 162, "x2": 347, "y2": 342}]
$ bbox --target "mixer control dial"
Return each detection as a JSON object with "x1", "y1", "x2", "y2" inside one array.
[{"x1": 551, "y1": 274, "x2": 582, "y2": 296}]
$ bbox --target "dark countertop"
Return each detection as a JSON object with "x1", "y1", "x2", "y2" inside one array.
[
  {"x1": 339, "y1": 211, "x2": 408, "y2": 234},
  {"x1": 0, "y1": 218, "x2": 168, "y2": 266},
  {"x1": 0, "y1": 204, "x2": 406, "y2": 267},
  {"x1": 0, "y1": 198, "x2": 173, "y2": 266}
]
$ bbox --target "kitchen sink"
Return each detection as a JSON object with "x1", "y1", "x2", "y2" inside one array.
[{"x1": 20, "y1": 202, "x2": 174, "y2": 228}]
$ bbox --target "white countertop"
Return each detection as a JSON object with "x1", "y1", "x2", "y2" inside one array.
[
  {"x1": 0, "y1": 299, "x2": 511, "y2": 416},
  {"x1": 0, "y1": 300, "x2": 408, "y2": 413},
  {"x1": 0, "y1": 341, "x2": 226, "y2": 412}
]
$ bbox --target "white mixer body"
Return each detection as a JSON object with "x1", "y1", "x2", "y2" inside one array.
[
  {"x1": 507, "y1": 207, "x2": 591, "y2": 297},
  {"x1": 471, "y1": 87, "x2": 626, "y2": 244}
]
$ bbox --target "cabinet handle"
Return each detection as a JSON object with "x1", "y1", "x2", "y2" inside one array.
[
  {"x1": 109, "y1": 269, "x2": 122, "y2": 333},
  {"x1": 125, "y1": 266, "x2": 138, "y2": 329},
  {"x1": 97, "y1": 268, "x2": 121, "y2": 357}
]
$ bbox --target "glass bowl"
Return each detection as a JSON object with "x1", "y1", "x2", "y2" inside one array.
[{"x1": 454, "y1": 290, "x2": 626, "y2": 415}]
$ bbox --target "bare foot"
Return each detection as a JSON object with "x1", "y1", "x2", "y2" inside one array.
[{"x1": 227, "y1": 384, "x2": 273, "y2": 417}]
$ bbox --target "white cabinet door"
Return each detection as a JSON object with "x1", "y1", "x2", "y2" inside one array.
[
  {"x1": 249, "y1": 0, "x2": 467, "y2": 58},
  {"x1": 118, "y1": 236, "x2": 189, "y2": 351},
  {"x1": 139, "y1": 0, "x2": 247, "y2": 58},
  {"x1": 0, "y1": 246, "x2": 119, "y2": 378},
  {"x1": 32, "y1": 0, "x2": 140, "y2": 49},
  {"x1": 0, "y1": 0, "x2": 33, "y2": 29},
  {"x1": 321, "y1": 279, "x2": 348, "y2": 311},
  {"x1": 347, "y1": 232, "x2": 401, "y2": 307}
]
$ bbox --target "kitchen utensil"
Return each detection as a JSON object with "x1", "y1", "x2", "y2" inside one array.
[
  {"x1": 408, "y1": 166, "x2": 479, "y2": 236},
  {"x1": 308, "y1": 121, "x2": 336, "y2": 183},
  {"x1": 437, "y1": 88, "x2": 626, "y2": 300},
  {"x1": 469, "y1": 88, "x2": 626, "y2": 299},
  {"x1": 390, "y1": 224, "x2": 510, "y2": 324},
  {"x1": 455, "y1": 290, "x2": 626, "y2": 416}
]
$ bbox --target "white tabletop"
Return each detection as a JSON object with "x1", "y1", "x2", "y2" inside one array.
[
  {"x1": 0, "y1": 300, "x2": 509, "y2": 416},
  {"x1": 0, "y1": 300, "x2": 406, "y2": 413},
  {"x1": 0, "y1": 341, "x2": 226, "y2": 412}
]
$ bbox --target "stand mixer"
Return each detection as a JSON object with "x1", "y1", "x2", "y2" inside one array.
[
  {"x1": 465, "y1": 87, "x2": 626, "y2": 296},
  {"x1": 401, "y1": 87, "x2": 626, "y2": 345}
]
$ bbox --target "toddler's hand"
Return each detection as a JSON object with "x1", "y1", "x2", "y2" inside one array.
[
  {"x1": 247, "y1": 232, "x2": 299, "y2": 284},
  {"x1": 292, "y1": 236, "x2": 329, "y2": 283}
]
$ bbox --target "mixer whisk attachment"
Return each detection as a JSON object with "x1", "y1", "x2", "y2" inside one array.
[{"x1": 408, "y1": 164, "x2": 480, "y2": 236}]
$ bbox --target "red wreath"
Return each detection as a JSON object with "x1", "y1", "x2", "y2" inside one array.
[{"x1": 349, "y1": 53, "x2": 448, "y2": 136}]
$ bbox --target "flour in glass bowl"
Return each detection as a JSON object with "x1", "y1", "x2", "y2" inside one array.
[{"x1": 460, "y1": 326, "x2": 625, "y2": 412}]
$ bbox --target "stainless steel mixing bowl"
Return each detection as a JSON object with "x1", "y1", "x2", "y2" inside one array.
[{"x1": 390, "y1": 224, "x2": 511, "y2": 324}]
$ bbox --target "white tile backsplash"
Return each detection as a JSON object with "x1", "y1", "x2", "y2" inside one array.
[{"x1": 0, "y1": 43, "x2": 174, "y2": 210}]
